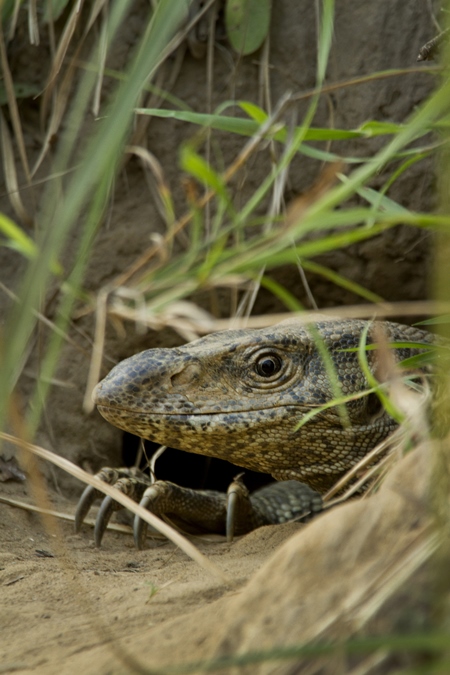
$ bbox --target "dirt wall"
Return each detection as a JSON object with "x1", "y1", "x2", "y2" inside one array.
[{"x1": 0, "y1": 0, "x2": 439, "y2": 485}]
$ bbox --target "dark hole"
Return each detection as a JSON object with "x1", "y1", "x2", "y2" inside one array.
[
  {"x1": 122, "y1": 431, "x2": 273, "y2": 493},
  {"x1": 366, "y1": 392, "x2": 383, "y2": 418}
]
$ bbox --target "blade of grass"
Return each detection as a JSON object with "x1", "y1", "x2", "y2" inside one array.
[
  {"x1": 0, "y1": 0, "x2": 192, "y2": 444},
  {"x1": 0, "y1": 110, "x2": 33, "y2": 225},
  {"x1": 136, "y1": 107, "x2": 370, "y2": 141},
  {"x1": 357, "y1": 323, "x2": 404, "y2": 423},
  {"x1": 0, "y1": 23, "x2": 32, "y2": 183},
  {"x1": 300, "y1": 260, "x2": 384, "y2": 304}
]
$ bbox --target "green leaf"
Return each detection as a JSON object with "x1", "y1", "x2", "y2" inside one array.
[
  {"x1": 137, "y1": 106, "x2": 262, "y2": 135},
  {"x1": 136, "y1": 107, "x2": 366, "y2": 141},
  {"x1": 225, "y1": 0, "x2": 271, "y2": 55},
  {"x1": 398, "y1": 352, "x2": 437, "y2": 369},
  {"x1": 355, "y1": 185, "x2": 411, "y2": 215},
  {"x1": 0, "y1": 213, "x2": 63, "y2": 275},
  {"x1": 180, "y1": 144, "x2": 231, "y2": 207},
  {"x1": 295, "y1": 386, "x2": 380, "y2": 431},
  {"x1": 359, "y1": 120, "x2": 404, "y2": 137},
  {"x1": 307, "y1": 322, "x2": 350, "y2": 429},
  {"x1": 357, "y1": 324, "x2": 404, "y2": 423},
  {"x1": 340, "y1": 341, "x2": 440, "y2": 352},
  {"x1": 43, "y1": 0, "x2": 73, "y2": 22},
  {"x1": 1, "y1": 0, "x2": 17, "y2": 22},
  {"x1": 415, "y1": 315, "x2": 450, "y2": 325},
  {"x1": 0, "y1": 213, "x2": 38, "y2": 260},
  {"x1": 238, "y1": 101, "x2": 268, "y2": 124},
  {"x1": 300, "y1": 260, "x2": 384, "y2": 304},
  {"x1": 0, "y1": 82, "x2": 40, "y2": 105},
  {"x1": 259, "y1": 276, "x2": 304, "y2": 312},
  {"x1": 338, "y1": 174, "x2": 411, "y2": 218},
  {"x1": 317, "y1": 0, "x2": 334, "y2": 84}
]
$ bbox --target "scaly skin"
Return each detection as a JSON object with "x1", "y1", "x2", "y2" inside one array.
[{"x1": 93, "y1": 319, "x2": 433, "y2": 493}]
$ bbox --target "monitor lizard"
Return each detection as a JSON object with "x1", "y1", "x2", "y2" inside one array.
[{"x1": 75, "y1": 318, "x2": 434, "y2": 547}]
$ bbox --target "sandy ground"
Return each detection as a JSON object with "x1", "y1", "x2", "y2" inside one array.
[
  {"x1": 0, "y1": 442, "x2": 440, "y2": 675},
  {"x1": 0, "y1": 475, "x2": 302, "y2": 674}
]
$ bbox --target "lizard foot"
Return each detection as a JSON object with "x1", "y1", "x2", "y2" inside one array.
[
  {"x1": 75, "y1": 469, "x2": 323, "y2": 548},
  {"x1": 133, "y1": 474, "x2": 324, "y2": 548},
  {"x1": 74, "y1": 467, "x2": 152, "y2": 546}
]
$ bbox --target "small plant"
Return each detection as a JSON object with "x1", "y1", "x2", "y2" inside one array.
[{"x1": 144, "y1": 580, "x2": 160, "y2": 602}]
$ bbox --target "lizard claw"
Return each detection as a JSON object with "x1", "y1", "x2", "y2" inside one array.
[
  {"x1": 74, "y1": 467, "x2": 123, "y2": 533},
  {"x1": 225, "y1": 490, "x2": 237, "y2": 543},
  {"x1": 74, "y1": 485, "x2": 98, "y2": 533},
  {"x1": 74, "y1": 467, "x2": 152, "y2": 544},
  {"x1": 226, "y1": 473, "x2": 248, "y2": 543},
  {"x1": 94, "y1": 495, "x2": 118, "y2": 547}
]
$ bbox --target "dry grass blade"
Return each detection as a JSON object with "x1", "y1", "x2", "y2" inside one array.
[
  {"x1": 100, "y1": 300, "x2": 450, "y2": 339},
  {"x1": 118, "y1": 90, "x2": 293, "y2": 289},
  {"x1": 83, "y1": 0, "x2": 110, "y2": 37},
  {"x1": 108, "y1": 298, "x2": 217, "y2": 338},
  {"x1": 83, "y1": 289, "x2": 108, "y2": 412},
  {"x1": 44, "y1": 0, "x2": 84, "y2": 92},
  {"x1": 323, "y1": 428, "x2": 406, "y2": 502},
  {"x1": 290, "y1": 67, "x2": 441, "y2": 105},
  {"x1": 303, "y1": 526, "x2": 437, "y2": 648},
  {"x1": 325, "y1": 329, "x2": 431, "y2": 504},
  {"x1": 284, "y1": 161, "x2": 345, "y2": 230},
  {"x1": 189, "y1": 301, "x2": 450, "y2": 333},
  {"x1": 127, "y1": 65, "x2": 173, "y2": 156},
  {"x1": 0, "y1": 26, "x2": 31, "y2": 184},
  {"x1": 0, "y1": 494, "x2": 146, "y2": 536},
  {"x1": 0, "y1": 432, "x2": 230, "y2": 584},
  {"x1": 0, "y1": 110, "x2": 33, "y2": 225},
  {"x1": 28, "y1": 0, "x2": 39, "y2": 45},
  {"x1": 345, "y1": 651, "x2": 389, "y2": 675},
  {"x1": 92, "y1": 9, "x2": 108, "y2": 116},
  {"x1": 372, "y1": 322, "x2": 431, "y2": 444},
  {"x1": 203, "y1": 1, "x2": 217, "y2": 237},
  {"x1": 231, "y1": 108, "x2": 302, "y2": 323},
  {"x1": 352, "y1": 529, "x2": 438, "y2": 630},
  {"x1": 150, "y1": 0, "x2": 218, "y2": 73},
  {"x1": 6, "y1": 0, "x2": 22, "y2": 42},
  {"x1": 126, "y1": 145, "x2": 176, "y2": 229},
  {"x1": 0, "y1": 493, "x2": 226, "y2": 543},
  {"x1": 33, "y1": 45, "x2": 81, "y2": 176},
  {"x1": 0, "y1": 282, "x2": 91, "y2": 359},
  {"x1": 326, "y1": 452, "x2": 397, "y2": 507},
  {"x1": 149, "y1": 444, "x2": 167, "y2": 480}
]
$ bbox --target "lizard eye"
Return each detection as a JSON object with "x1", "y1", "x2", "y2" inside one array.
[{"x1": 255, "y1": 354, "x2": 282, "y2": 377}]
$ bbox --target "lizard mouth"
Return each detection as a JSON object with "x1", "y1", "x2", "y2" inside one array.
[{"x1": 96, "y1": 402, "x2": 308, "y2": 417}]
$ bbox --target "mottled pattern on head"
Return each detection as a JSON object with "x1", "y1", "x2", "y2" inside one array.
[{"x1": 93, "y1": 319, "x2": 433, "y2": 491}]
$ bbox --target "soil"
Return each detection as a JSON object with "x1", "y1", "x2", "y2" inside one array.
[
  {"x1": 0, "y1": 471, "x2": 304, "y2": 674},
  {"x1": 0, "y1": 1, "x2": 443, "y2": 673},
  {"x1": 0, "y1": 442, "x2": 436, "y2": 674}
]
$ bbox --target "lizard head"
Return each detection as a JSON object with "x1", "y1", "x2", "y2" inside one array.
[{"x1": 93, "y1": 319, "x2": 429, "y2": 491}]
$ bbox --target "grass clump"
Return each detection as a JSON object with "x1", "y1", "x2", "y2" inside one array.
[{"x1": 1, "y1": 1, "x2": 450, "y2": 672}]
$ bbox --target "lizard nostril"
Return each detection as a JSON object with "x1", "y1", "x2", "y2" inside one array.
[{"x1": 170, "y1": 362, "x2": 202, "y2": 388}]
